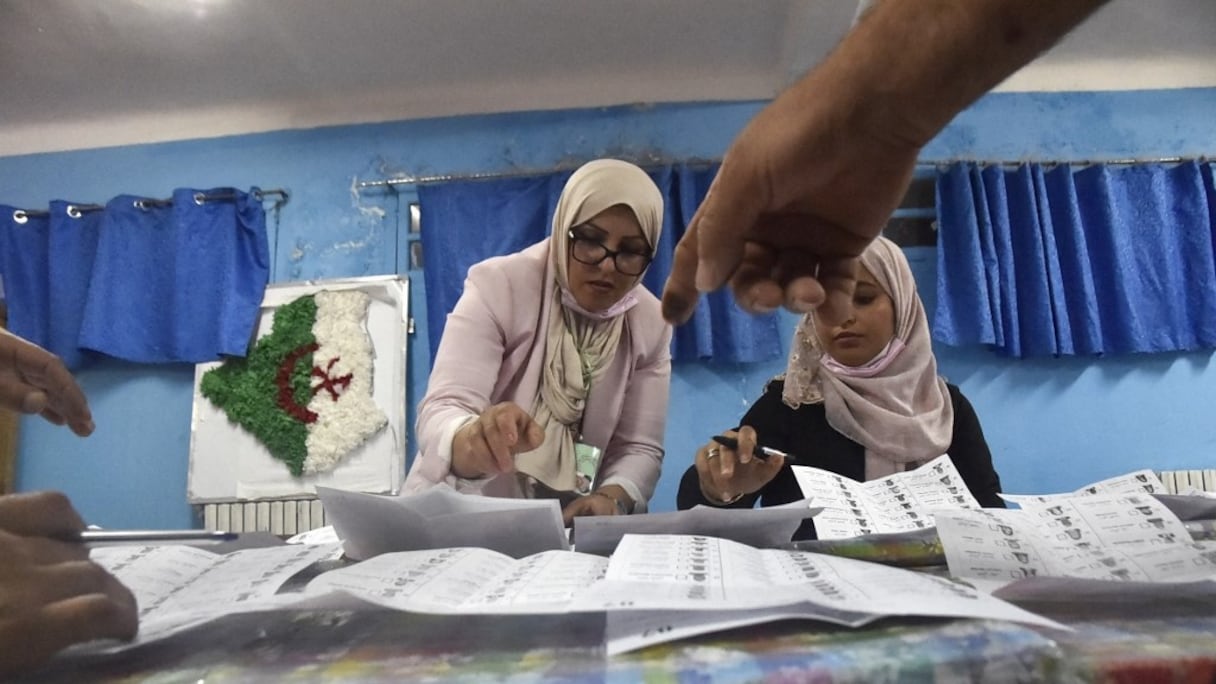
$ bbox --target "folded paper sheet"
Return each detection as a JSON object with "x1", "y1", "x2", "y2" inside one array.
[
  {"x1": 316, "y1": 484, "x2": 569, "y2": 559},
  {"x1": 572, "y1": 498, "x2": 820, "y2": 555}
]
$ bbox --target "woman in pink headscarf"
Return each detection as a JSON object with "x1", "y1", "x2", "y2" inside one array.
[
  {"x1": 405, "y1": 160, "x2": 671, "y2": 524},
  {"x1": 677, "y1": 236, "x2": 1003, "y2": 537}
]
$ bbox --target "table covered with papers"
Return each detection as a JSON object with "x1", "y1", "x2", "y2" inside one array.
[{"x1": 26, "y1": 466, "x2": 1216, "y2": 683}]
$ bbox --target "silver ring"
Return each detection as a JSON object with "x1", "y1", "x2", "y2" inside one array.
[{"x1": 707, "y1": 447, "x2": 720, "y2": 460}]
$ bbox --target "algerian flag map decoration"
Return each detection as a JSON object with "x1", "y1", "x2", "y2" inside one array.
[{"x1": 200, "y1": 290, "x2": 388, "y2": 476}]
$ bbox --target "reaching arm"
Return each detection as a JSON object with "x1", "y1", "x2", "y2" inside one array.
[
  {"x1": 409, "y1": 263, "x2": 539, "y2": 489},
  {"x1": 661, "y1": 0, "x2": 1111, "y2": 325},
  {"x1": 0, "y1": 329, "x2": 93, "y2": 436},
  {"x1": 847, "y1": 0, "x2": 1113, "y2": 148}
]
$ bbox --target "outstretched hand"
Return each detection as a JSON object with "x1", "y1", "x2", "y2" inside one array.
[
  {"x1": 0, "y1": 329, "x2": 94, "y2": 436},
  {"x1": 661, "y1": 0, "x2": 1111, "y2": 327},
  {"x1": 661, "y1": 65, "x2": 919, "y2": 326},
  {"x1": 451, "y1": 401, "x2": 546, "y2": 478}
]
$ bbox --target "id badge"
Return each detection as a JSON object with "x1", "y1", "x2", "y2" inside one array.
[{"x1": 574, "y1": 441, "x2": 603, "y2": 495}]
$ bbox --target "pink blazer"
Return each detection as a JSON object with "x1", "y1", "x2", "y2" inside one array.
[{"x1": 404, "y1": 240, "x2": 672, "y2": 509}]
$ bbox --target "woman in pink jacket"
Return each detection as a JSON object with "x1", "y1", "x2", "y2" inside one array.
[{"x1": 404, "y1": 159, "x2": 672, "y2": 524}]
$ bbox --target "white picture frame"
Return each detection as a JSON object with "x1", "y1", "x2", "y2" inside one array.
[{"x1": 187, "y1": 275, "x2": 408, "y2": 503}]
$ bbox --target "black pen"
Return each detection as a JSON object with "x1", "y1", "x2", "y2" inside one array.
[
  {"x1": 65, "y1": 529, "x2": 239, "y2": 543},
  {"x1": 711, "y1": 435, "x2": 789, "y2": 461}
]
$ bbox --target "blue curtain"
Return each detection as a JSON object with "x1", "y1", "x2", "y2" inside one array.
[
  {"x1": 419, "y1": 164, "x2": 780, "y2": 364},
  {"x1": 935, "y1": 161, "x2": 1216, "y2": 357},
  {"x1": 0, "y1": 188, "x2": 269, "y2": 367},
  {"x1": 0, "y1": 206, "x2": 55, "y2": 360}
]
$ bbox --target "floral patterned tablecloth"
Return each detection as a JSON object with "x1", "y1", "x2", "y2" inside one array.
[{"x1": 27, "y1": 603, "x2": 1216, "y2": 683}]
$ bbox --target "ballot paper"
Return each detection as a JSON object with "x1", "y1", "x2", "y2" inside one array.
[
  {"x1": 74, "y1": 532, "x2": 1065, "y2": 659},
  {"x1": 935, "y1": 492, "x2": 1216, "y2": 593},
  {"x1": 791, "y1": 454, "x2": 981, "y2": 539},
  {"x1": 572, "y1": 498, "x2": 820, "y2": 555},
  {"x1": 305, "y1": 547, "x2": 609, "y2": 614},
  {"x1": 1000, "y1": 469, "x2": 1166, "y2": 506},
  {"x1": 301, "y1": 532, "x2": 1060, "y2": 651},
  {"x1": 583, "y1": 533, "x2": 1062, "y2": 653},
  {"x1": 316, "y1": 483, "x2": 568, "y2": 559},
  {"x1": 85, "y1": 543, "x2": 342, "y2": 651},
  {"x1": 577, "y1": 534, "x2": 1053, "y2": 622}
]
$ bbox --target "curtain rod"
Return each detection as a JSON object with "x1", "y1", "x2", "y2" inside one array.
[
  {"x1": 360, "y1": 155, "x2": 1208, "y2": 189},
  {"x1": 10, "y1": 188, "x2": 289, "y2": 222},
  {"x1": 356, "y1": 160, "x2": 722, "y2": 189}
]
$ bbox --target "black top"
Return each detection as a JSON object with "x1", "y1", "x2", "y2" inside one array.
[{"x1": 676, "y1": 380, "x2": 1004, "y2": 539}]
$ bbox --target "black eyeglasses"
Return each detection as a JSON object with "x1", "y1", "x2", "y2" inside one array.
[{"x1": 567, "y1": 229, "x2": 653, "y2": 276}]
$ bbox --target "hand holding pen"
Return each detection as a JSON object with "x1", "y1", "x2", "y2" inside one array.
[
  {"x1": 0, "y1": 492, "x2": 138, "y2": 677},
  {"x1": 711, "y1": 435, "x2": 789, "y2": 461},
  {"x1": 695, "y1": 426, "x2": 787, "y2": 505}
]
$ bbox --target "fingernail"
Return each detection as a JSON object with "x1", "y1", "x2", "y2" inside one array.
[
  {"x1": 21, "y1": 391, "x2": 47, "y2": 414},
  {"x1": 744, "y1": 298, "x2": 777, "y2": 314},
  {"x1": 661, "y1": 296, "x2": 692, "y2": 324},
  {"x1": 695, "y1": 260, "x2": 721, "y2": 292},
  {"x1": 791, "y1": 296, "x2": 819, "y2": 313}
]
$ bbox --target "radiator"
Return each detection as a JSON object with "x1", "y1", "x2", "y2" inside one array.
[
  {"x1": 1158, "y1": 469, "x2": 1216, "y2": 495},
  {"x1": 198, "y1": 498, "x2": 327, "y2": 536}
]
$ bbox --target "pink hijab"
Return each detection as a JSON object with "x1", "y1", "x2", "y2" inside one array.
[{"x1": 780, "y1": 236, "x2": 953, "y2": 480}]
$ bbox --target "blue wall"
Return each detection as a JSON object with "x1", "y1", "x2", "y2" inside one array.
[{"x1": 2, "y1": 88, "x2": 1214, "y2": 528}]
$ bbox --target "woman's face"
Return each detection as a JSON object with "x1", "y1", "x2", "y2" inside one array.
[
  {"x1": 814, "y1": 265, "x2": 896, "y2": 366},
  {"x1": 566, "y1": 204, "x2": 651, "y2": 312}
]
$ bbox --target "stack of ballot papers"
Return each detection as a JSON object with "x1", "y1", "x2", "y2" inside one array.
[
  {"x1": 66, "y1": 466, "x2": 1216, "y2": 660},
  {"x1": 79, "y1": 533, "x2": 1060, "y2": 658},
  {"x1": 934, "y1": 469, "x2": 1216, "y2": 593},
  {"x1": 318, "y1": 483, "x2": 822, "y2": 557},
  {"x1": 81, "y1": 542, "x2": 344, "y2": 652}
]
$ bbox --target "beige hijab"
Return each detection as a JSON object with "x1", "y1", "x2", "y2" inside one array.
[
  {"x1": 780, "y1": 236, "x2": 953, "y2": 480},
  {"x1": 514, "y1": 160, "x2": 664, "y2": 493}
]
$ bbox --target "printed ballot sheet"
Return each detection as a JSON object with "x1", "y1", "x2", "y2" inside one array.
[
  {"x1": 1000, "y1": 469, "x2": 1166, "y2": 506},
  {"x1": 304, "y1": 533, "x2": 1060, "y2": 653},
  {"x1": 304, "y1": 547, "x2": 608, "y2": 613},
  {"x1": 86, "y1": 543, "x2": 342, "y2": 651},
  {"x1": 577, "y1": 534, "x2": 1061, "y2": 630},
  {"x1": 75, "y1": 534, "x2": 1071, "y2": 660},
  {"x1": 935, "y1": 492, "x2": 1216, "y2": 593},
  {"x1": 792, "y1": 454, "x2": 980, "y2": 539}
]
